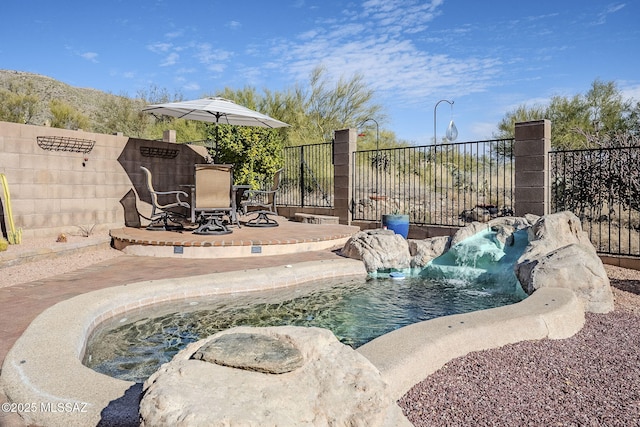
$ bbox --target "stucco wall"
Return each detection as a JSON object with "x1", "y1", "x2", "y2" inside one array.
[{"x1": 0, "y1": 121, "x2": 207, "y2": 239}]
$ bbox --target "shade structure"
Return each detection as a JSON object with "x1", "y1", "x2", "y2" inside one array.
[{"x1": 142, "y1": 97, "x2": 289, "y2": 128}]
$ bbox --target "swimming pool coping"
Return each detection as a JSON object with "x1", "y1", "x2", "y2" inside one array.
[{"x1": 0, "y1": 258, "x2": 585, "y2": 427}]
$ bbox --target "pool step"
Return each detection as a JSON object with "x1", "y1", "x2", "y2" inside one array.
[{"x1": 294, "y1": 213, "x2": 340, "y2": 225}]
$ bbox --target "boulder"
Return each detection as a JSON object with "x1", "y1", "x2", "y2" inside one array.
[
  {"x1": 449, "y1": 216, "x2": 531, "y2": 248},
  {"x1": 409, "y1": 235, "x2": 451, "y2": 268},
  {"x1": 192, "y1": 332, "x2": 304, "y2": 374},
  {"x1": 521, "y1": 211, "x2": 593, "y2": 261},
  {"x1": 341, "y1": 229, "x2": 411, "y2": 272},
  {"x1": 516, "y1": 243, "x2": 614, "y2": 313},
  {"x1": 515, "y1": 211, "x2": 614, "y2": 313},
  {"x1": 140, "y1": 326, "x2": 410, "y2": 427}
]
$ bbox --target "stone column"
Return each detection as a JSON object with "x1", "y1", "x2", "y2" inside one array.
[
  {"x1": 163, "y1": 129, "x2": 176, "y2": 143},
  {"x1": 333, "y1": 128, "x2": 357, "y2": 225},
  {"x1": 514, "y1": 120, "x2": 551, "y2": 216}
]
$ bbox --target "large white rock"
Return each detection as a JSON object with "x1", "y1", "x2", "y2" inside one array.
[
  {"x1": 409, "y1": 235, "x2": 451, "y2": 268},
  {"x1": 516, "y1": 243, "x2": 614, "y2": 313},
  {"x1": 521, "y1": 210, "x2": 594, "y2": 260},
  {"x1": 341, "y1": 229, "x2": 411, "y2": 272},
  {"x1": 515, "y1": 211, "x2": 614, "y2": 313},
  {"x1": 139, "y1": 326, "x2": 410, "y2": 427}
]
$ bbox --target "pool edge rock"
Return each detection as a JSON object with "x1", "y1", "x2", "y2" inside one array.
[{"x1": 139, "y1": 326, "x2": 411, "y2": 427}]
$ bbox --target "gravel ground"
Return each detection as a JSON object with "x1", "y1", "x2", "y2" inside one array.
[
  {"x1": 0, "y1": 232, "x2": 123, "y2": 288},
  {"x1": 399, "y1": 264, "x2": 640, "y2": 426},
  {"x1": 2, "y1": 236, "x2": 640, "y2": 426}
]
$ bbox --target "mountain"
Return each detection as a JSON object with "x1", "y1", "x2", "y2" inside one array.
[{"x1": 0, "y1": 69, "x2": 123, "y2": 126}]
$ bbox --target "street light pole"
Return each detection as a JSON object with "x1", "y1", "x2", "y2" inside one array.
[
  {"x1": 434, "y1": 99, "x2": 454, "y2": 144},
  {"x1": 358, "y1": 118, "x2": 381, "y2": 222},
  {"x1": 359, "y1": 118, "x2": 379, "y2": 152}
]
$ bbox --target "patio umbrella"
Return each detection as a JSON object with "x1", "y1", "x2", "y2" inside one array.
[{"x1": 142, "y1": 97, "x2": 290, "y2": 128}]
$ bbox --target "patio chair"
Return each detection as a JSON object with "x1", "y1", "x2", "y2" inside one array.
[
  {"x1": 193, "y1": 164, "x2": 240, "y2": 234},
  {"x1": 240, "y1": 168, "x2": 283, "y2": 216},
  {"x1": 240, "y1": 169, "x2": 283, "y2": 227},
  {"x1": 140, "y1": 166, "x2": 190, "y2": 231}
]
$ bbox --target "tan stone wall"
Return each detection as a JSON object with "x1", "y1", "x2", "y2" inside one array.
[{"x1": 0, "y1": 121, "x2": 207, "y2": 239}]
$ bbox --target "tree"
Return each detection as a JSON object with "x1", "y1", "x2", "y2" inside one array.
[
  {"x1": 0, "y1": 81, "x2": 40, "y2": 124},
  {"x1": 494, "y1": 79, "x2": 640, "y2": 149},
  {"x1": 49, "y1": 99, "x2": 90, "y2": 130},
  {"x1": 305, "y1": 65, "x2": 384, "y2": 143},
  {"x1": 494, "y1": 104, "x2": 546, "y2": 139},
  {"x1": 210, "y1": 125, "x2": 284, "y2": 187},
  {"x1": 94, "y1": 94, "x2": 149, "y2": 137}
]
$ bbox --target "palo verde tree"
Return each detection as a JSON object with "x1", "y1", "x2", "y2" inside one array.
[
  {"x1": 94, "y1": 94, "x2": 149, "y2": 137},
  {"x1": 49, "y1": 99, "x2": 91, "y2": 130},
  {"x1": 494, "y1": 79, "x2": 640, "y2": 150},
  {"x1": 0, "y1": 80, "x2": 40, "y2": 124}
]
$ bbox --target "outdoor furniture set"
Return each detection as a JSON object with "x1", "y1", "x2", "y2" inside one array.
[{"x1": 141, "y1": 165, "x2": 282, "y2": 234}]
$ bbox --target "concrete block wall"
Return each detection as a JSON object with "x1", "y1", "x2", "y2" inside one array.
[
  {"x1": 514, "y1": 120, "x2": 551, "y2": 217},
  {"x1": 0, "y1": 121, "x2": 207, "y2": 239}
]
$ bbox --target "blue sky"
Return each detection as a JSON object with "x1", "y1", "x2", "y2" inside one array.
[{"x1": 2, "y1": 1, "x2": 639, "y2": 144}]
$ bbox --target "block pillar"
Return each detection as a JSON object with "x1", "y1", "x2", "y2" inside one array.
[
  {"x1": 514, "y1": 120, "x2": 551, "y2": 216},
  {"x1": 333, "y1": 128, "x2": 357, "y2": 225},
  {"x1": 163, "y1": 129, "x2": 176, "y2": 143}
]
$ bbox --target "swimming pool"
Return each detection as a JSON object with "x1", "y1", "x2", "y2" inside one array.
[{"x1": 84, "y1": 271, "x2": 526, "y2": 382}]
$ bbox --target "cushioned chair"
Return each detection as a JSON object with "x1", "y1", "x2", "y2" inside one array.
[
  {"x1": 193, "y1": 164, "x2": 240, "y2": 234},
  {"x1": 140, "y1": 166, "x2": 190, "y2": 231}
]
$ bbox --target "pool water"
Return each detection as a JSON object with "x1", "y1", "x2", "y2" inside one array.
[{"x1": 84, "y1": 273, "x2": 526, "y2": 383}]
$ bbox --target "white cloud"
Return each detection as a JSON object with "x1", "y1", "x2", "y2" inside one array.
[
  {"x1": 195, "y1": 43, "x2": 233, "y2": 64},
  {"x1": 147, "y1": 42, "x2": 173, "y2": 53},
  {"x1": 591, "y1": 3, "x2": 625, "y2": 25},
  {"x1": 182, "y1": 82, "x2": 201, "y2": 91},
  {"x1": 265, "y1": 0, "x2": 503, "y2": 109},
  {"x1": 80, "y1": 52, "x2": 98, "y2": 63},
  {"x1": 160, "y1": 52, "x2": 179, "y2": 67},
  {"x1": 621, "y1": 82, "x2": 640, "y2": 102}
]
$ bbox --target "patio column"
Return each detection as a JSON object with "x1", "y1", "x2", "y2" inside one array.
[
  {"x1": 333, "y1": 128, "x2": 357, "y2": 225},
  {"x1": 163, "y1": 130, "x2": 176, "y2": 143},
  {"x1": 514, "y1": 120, "x2": 551, "y2": 216}
]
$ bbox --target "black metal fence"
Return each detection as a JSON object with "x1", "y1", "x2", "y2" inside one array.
[
  {"x1": 352, "y1": 139, "x2": 515, "y2": 226},
  {"x1": 550, "y1": 146, "x2": 640, "y2": 256},
  {"x1": 281, "y1": 142, "x2": 334, "y2": 207}
]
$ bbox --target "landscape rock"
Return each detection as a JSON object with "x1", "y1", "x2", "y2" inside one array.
[
  {"x1": 341, "y1": 229, "x2": 411, "y2": 272},
  {"x1": 522, "y1": 211, "x2": 593, "y2": 260},
  {"x1": 140, "y1": 326, "x2": 410, "y2": 427},
  {"x1": 516, "y1": 243, "x2": 614, "y2": 313},
  {"x1": 409, "y1": 235, "x2": 451, "y2": 268},
  {"x1": 513, "y1": 211, "x2": 614, "y2": 313},
  {"x1": 191, "y1": 332, "x2": 304, "y2": 374},
  {"x1": 342, "y1": 211, "x2": 613, "y2": 314}
]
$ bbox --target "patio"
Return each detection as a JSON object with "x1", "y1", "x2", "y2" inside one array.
[{"x1": 110, "y1": 215, "x2": 359, "y2": 258}]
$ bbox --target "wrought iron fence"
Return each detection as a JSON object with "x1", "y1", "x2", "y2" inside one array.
[
  {"x1": 281, "y1": 142, "x2": 334, "y2": 207},
  {"x1": 550, "y1": 146, "x2": 640, "y2": 256},
  {"x1": 352, "y1": 139, "x2": 515, "y2": 226}
]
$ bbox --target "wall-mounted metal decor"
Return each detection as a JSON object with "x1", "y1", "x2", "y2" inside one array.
[
  {"x1": 37, "y1": 136, "x2": 95, "y2": 154},
  {"x1": 140, "y1": 146, "x2": 179, "y2": 159}
]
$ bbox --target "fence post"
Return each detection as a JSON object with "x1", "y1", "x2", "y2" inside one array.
[
  {"x1": 514, "y1": 120, "x2": 551, "y2": 216},
  {"x1": 333, "y1": 128, "x2": 357, "y2": 225}
]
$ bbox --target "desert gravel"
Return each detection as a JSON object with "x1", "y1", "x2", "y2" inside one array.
[
  {"x1": 0, "y1": 232, "x2": 123, "y2": 288},
  {"x1": 399, "y1": 264, "x2": 640, "y2": 426}
]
